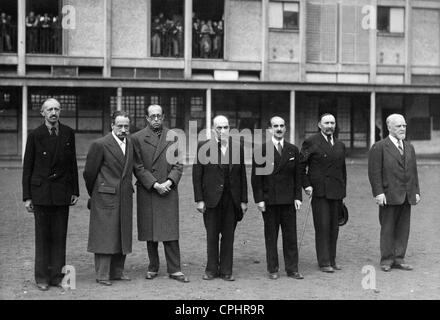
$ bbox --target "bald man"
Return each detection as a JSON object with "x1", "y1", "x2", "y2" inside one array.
[
  {"x1": 22, "y1": 98, "x2": 79, "y2": 291},
  {"x1": 192, "y1": 115, "x2": 248, "y2": 281},
  {"x1": 368, "y1": 114, "x2": 420, "y2": 272},
  {"x1": 251, "y1": 116, "x2": 304, "y2": 280}
]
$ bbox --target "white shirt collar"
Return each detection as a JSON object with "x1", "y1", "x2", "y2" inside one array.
[
  {"x1": 272, "y1": 137, "x2": 284, "y2": 147},
  {"x1": 388, "y1": 135, "x2": 403, "y2": 149},
  {"x1": 321, "y1": 131, "x2": 333, "y2": 143},
  {"x1": 112, "y1": 131, "x2": 126, "y2": 154}
]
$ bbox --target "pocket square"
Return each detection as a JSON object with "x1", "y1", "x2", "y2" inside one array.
[{"x1": 289, "y1": 157, "x2": 295, "y2": 161}]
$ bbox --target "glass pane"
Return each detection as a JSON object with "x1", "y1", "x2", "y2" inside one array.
[
  {"x1": 283, "y1": 11, "x2": 298, "y2": 29},
  {"x1": 390, "y1": 8, "x2": 404, "y2": 33},
  {"x1": 269, "y1": 2, "x2": 283, "y2": 29}
]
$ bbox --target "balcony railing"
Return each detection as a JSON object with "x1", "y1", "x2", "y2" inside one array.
[{"x1": 26, "y1": 24, "x2": 62, "y2": 54}]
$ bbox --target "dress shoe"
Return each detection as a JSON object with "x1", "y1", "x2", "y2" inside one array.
[
  {"x1": 381, "y1": 265, "x2": 391, "y2": 272},
  {"x1": 96, "y1": 279, "x2": 112, "y2": 286},
  {"x1": 331, "y1": 264, "x2": 342, "y2": 270},
  {"x1": 221, "y1": 274, "x2": 235, "y2": 281},
  {"x1": 169, "y1": 274, "x2": 190, "y2": 283},
  {"x1": 36, "y1": 283, "x2": 49, "y2": 291},
  {"x1": 320, "y1": 266, "x2": 335, "y2": 273},
  {"x1": 392, "y1": 263, "x2": 413, "y2": 271},
  {"x1": 202, "y1": 274, "x2": 217, "y2": 280},
  {"x1": 111, "y1": 275, "x2": 131, "y2": 281},
  {"x1": 287, "y1": 272, "x2": 304, "y2": 279},
  {"x1": 268, "y1": 272, "x2": 279, "y2": 280},
  {"x1": 145, "y1": 271, "x2": 158, "y2": 280}
]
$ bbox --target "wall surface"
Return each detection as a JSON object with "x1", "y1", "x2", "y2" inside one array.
[{"x1": 412, "y1": 8, "x2": 440, "y2": 67}]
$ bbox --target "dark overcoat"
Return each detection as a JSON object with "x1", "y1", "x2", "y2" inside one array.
[
  {"x1": 132, "y1": 126, "x2": 183, "y2": 242},
  {"x1": 83, "y1": 133, "x2": 135, "y2": 254}
]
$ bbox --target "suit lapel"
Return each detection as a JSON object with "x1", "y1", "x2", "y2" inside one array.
[
  {"x1": 121, "y1": 138, "x2": 132, "y2": 178},
  {"x1": 403, "y1": 140, "x2": 411, "y2": 169},
  {"x1": 384, "y1": 137, "x2": 404, "y2": 167},
  {"x1": 106, "y1": 133, "x2": 126, "y2": 166},
  {"x1": 153, "y1": 128, "x2": 171, "y2": 164},
  {"x1": 317, "y1": 133, "x2": 332, "y2": 154}
]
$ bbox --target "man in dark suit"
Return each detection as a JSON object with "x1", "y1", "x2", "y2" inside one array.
[
  {"x1": 251, "y1": 116, "x2": 303, "y2": 280},
  {"x1": 131, "y1": 104, "x2": 188, "y2": 283},
  {"x1": 83, "y1": 111, "x2": 138, "y2": 286},
  {"x1": 22, "y1": 98, "x2": 79, "y2": 291},
  {"x1": 192, "y1": 115, "x2": 248, "y2": 281},
  {"x1": 299, "y1": 113, "x2": 347, "y2": 273},
  {"x1": 368, "y1": 113, "x2": 420, "y2": 272}
]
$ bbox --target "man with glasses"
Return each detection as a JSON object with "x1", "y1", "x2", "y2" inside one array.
[{"x1": 131, "y1": 104, "x2": 189, "y2": 283}]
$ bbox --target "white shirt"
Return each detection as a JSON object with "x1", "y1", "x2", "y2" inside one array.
[
  {"x1": 389, "y1": 135, "x2": 404, "y2": 152},
  {"x1": 215, "y1": 136, "x2": 229, "y2": 155},
  {"x1": 321, "y1": 131, "x2": 334, "y2": 146},
  {"x1": 112, "y1": 131, "x2": 126, "y2": 155},
  {"x1": 272, "y1": 137, "x2": 284, "y2": 150}
]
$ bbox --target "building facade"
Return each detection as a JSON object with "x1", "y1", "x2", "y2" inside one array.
[{"x1": 0, "y1": 0, "x2": 439, "y2": 159}]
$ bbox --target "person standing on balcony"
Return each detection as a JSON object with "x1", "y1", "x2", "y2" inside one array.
[
  {"x1": 199, "y1": 20, "x2": 212, "y2": 59},
  {"x1": 151, "y1": 16, "x2": 162, "y2": 57},
  {"x1": 26, "y1": 11, "x2": 38, "y2": 53},
  {"x1": 0, "y1": 12, "x2": 12, "y2": 52},
  {"x1": 40, "y1": 13, "x2": 51, "y2": 53},
  {"x1": 22, "y1": 98, "x2": 79, "y2": 291}
]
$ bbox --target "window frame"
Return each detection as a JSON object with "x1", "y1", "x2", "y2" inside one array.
[
  {"x1": 269, "y1": 1, "x2": 300, "y2": 32},
  {"x1": 377, "y1": 6, "x2": 405, "y2": 36}
]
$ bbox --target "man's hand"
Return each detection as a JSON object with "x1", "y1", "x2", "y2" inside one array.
[
  {"x1": 416, "y1": 194, "x2": 421, "y2": 205},
  {"x1": 241, "y1": 202, "x2": 248, "y2": 214},
  {"x1": 196, "y1": 201, "x2": 206, "y2": 214},
  {"x1": 294, "y1": 200, "x2": 302, "y2": 211},
  {"x1": 305, "y1": 186, "x2": 313, "y2": 197},
  {"x1": 25, "y1": 199, "x2": 34, "y2": 213},
  {"x1": 375, "y1": 193, "x2": 387, "y2": 206},
  {"x1": 154, "y1": 182, "x2": 169, "y2": 195},
  {"x1": 70, "y1": 195, "x2": 79, "y2": 206},
  {"x1": 257, "y1": 201, "x2": 265, "y2": 213},
  {"x1": 163, "y1": 180, "x2": 173, "y2": 192}
]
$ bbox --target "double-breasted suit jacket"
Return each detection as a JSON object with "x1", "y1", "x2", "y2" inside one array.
[
  {"x1": 251, "y1": 140, "x2": 302, "y2": 205},
  {"x1": 83, "y1": 133, "x2": 135, "y2": 255},
  {"x1": 299, "y1": 133, "x2": 347, "y2": 200},
  {"x1": 22, "y1": 123, "x2": 79, "y2": 205},
  {"x1": 131, "y1": 126, "x2": 183, "y2": 242}
]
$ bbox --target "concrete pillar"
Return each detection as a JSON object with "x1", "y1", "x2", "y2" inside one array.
[
  {"x1": 184, "y1": 0, "x2": 193, "y2": 78},
  {"x1": 261, "y1": 0, "x2": 269, "y2": 81},
  {"x1": 21, "y1": 85, "x2": 28, "y2": 161},
  {"x1": 404, "y1": 0, "x2": 412, "y2": 84},
  {"x1": 146, "y1": 0, "x2": 151, "y2": 58},
  {"x1": 370, "y1": 91, "x2": 376, "y2": 148},
  {"x1": 17, "y1": 0, "x2": 26, "y2": 76},
  {"x1": 117, "y1": 87, "x2": 123, "y2": 111},
  {"x1": 290, "y1": 90, "x2": 296, "y2": 144},
  {"x1": 103, "y1": 0, "x2": 112, "y2": 78},
  {"x1": 206, "y1": 88, "x2": 212, "y2": 139},
  {"x1": 299, "y1": 0, "x2": 306, "y2": 81},
  {"x1": 369, "y1": 0, "x2": 377, "y2": 83}
]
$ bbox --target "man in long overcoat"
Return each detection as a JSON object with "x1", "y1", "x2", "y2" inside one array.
[
  {"x1": 131, "y1": 104, "x2": 188, "y2": 283},
  {"x1": 83, "y1": 111, "x2": 136, "y2": 286}
]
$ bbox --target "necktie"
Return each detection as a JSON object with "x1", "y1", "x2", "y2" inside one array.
[
  {"x1": 327, "y1": 135, "x2": 333, "y2": 146},
  {"x1": 50, "y1": 127, "x2": 56, "y2": 136},
  {"x1": 398, "y1": 140, "x2": 404, "y2": 156},
  {"x1": 276, "y1": 142, "x2": 283, "y2": 155}
]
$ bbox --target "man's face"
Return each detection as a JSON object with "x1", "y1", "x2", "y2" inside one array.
[
  {"x1": 147, "y1": 106, "x2": 164, "y2": 130},
  {"x1": 41, "y1": 101, "x2": 61, "y2": 125},
  {"x1": 214, "y1": 118, "x2": 229, "y2": 142},
  {"x1": 112, "y1": 116, "x2": 130, "y2": 140},
  {"x1": 270, "y1": 117, "x2": 286, "y2": 140},
  {"x1": 318, "y1": 115, "x2": 336, "y2": 136},
  {"x1": 388, "y1": 116, "x2": 407, "y2": 140}
]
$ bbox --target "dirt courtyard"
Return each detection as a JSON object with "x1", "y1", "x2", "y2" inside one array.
[{"x1": 1, "y1": 161, "x2": 439, "y2": 300}]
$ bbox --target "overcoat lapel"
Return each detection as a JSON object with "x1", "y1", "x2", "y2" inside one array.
[
  {"x1": 121, "y1": 139, "x2": 132, "y2": 178},
  {"x1": 105, "y1": 133, "x2": 126, "y2": 167},
  {"x1": 384, "y1": 137, "x2": 404, "y2": 167},
  {"x1": 153, "y1": 128, "x2": 171, "y2": 164}
]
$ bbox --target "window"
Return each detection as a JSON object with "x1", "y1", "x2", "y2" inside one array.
[
  {"x1": 269, "y1": 1, "x2": 299, "y2": 30},
  {"x1": 377, "y1": 7, "x2": 404, "y2": 34},
  {"x1": 407, "y1": 118, "x2": 431, "y2": 141}
]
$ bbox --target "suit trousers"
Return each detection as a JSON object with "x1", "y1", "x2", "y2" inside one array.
[
  {"x1": 33, "y1": 205, "x2": 69, "y2": 285},
  {"x1": 94, "y1": 253, "x2": 126, "y2": 280},
  {"x1": 262, "y1": 205, "x2": 299, "y2": 274},
  {"x1": 203, "y1": 189, "x2": 237, "y2": 276},
  {"x1": 311, "y1": 197, "x2": 340, "y2": 267},
  {"x1": 379, "y1": 200, "x2": 411, "y2": 266},
  {"x1": 146, "y1": 240, "x2": 181, "y2": 274}
]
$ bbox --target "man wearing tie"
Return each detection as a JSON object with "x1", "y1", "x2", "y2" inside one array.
[
  {"x1": 83, "y1": 111, "x2": 136, "y2": 286},
  {"x1": 368, "y1": 114, "x2": 421, "y2": 272},
  {"x1": 251, "y1": 116, "x2": 303, "y2": 280},
  {"x1": 299, "y1": 113, "x2": 347, "y2": 273},
  {"x1": 193, "y1": 115, "x2": 248, "y2": 281},
  {"x1": 22, "y1": 98, "x2": 79, "y2": 291}
]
